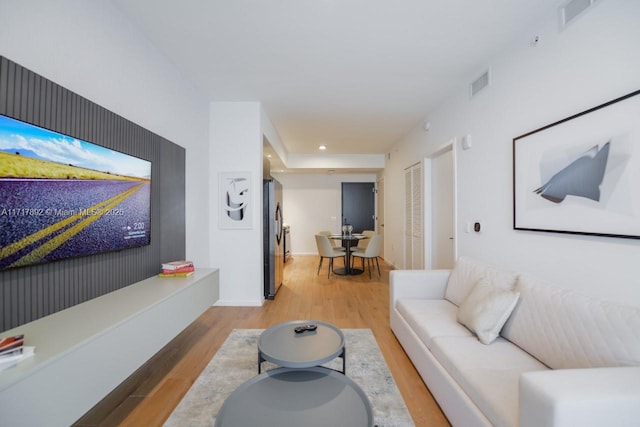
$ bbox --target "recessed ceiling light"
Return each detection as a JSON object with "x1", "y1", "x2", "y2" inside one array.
[
  {"x1": 319, "y1": 145, "x2": 327, "y2": 150},
  {"x1": 266, "y1": 154, "x2": 272, "y2": 158}
]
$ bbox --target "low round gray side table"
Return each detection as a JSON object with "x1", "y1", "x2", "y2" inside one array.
[
  {"x1": 214, "y1": 367, "x2": 373, "y2": 427},
  {"x1": 258, "y1": 320, "x2": 345, "y2": 374}
]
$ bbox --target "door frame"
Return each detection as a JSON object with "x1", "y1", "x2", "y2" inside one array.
[
  {"x1": 423, "y1": 138, "x2": 458, "y2": 269},
  {"x1": 376, "y1": 176, "x2": 384, "y2": 258}
]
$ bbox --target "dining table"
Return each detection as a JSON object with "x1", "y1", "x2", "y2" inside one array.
[{"x1": 330, "y1": 234, "x2": 365, "y2": 275}]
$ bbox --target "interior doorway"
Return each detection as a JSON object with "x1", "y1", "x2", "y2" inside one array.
[{"x1": 341, "y1": 182, "x2": 375, "y2": 233}]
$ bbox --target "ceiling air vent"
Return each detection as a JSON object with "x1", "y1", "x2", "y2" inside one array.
[
  {"x1": 560, "y1": 0, "x2": 598, "y2": 29},
  {"x1": 470, "y1": 69, "x2": 491, "y2": 98}
]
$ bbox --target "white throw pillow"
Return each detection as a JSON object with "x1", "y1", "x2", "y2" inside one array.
[
  {"x1": 445, "y1": 256, "x2": 518, "y2": 306},
  {"x1": 457, "y1": 278, "x2": 520, "y2": 345}
]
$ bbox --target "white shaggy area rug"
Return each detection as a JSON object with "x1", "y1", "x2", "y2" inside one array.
[{"x1": 164, "y1": 328, "x2": 414, "y2": 427}]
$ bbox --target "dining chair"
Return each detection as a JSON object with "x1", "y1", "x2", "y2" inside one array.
[
  {"x1": 352, "y1": 230, "x2": 376, "y2": 253},
  {"x1": 315, "y1": 234, "x2": 346, "y2": 278},
  {"x1": 351, "y1": 234, "x2": 382, "y2": 279},
  {"x1": 318, "y1": 230, "x2": 345, "y2": 251}
]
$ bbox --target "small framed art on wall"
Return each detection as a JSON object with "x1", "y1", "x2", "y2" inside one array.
[{"x1": 219, "y1": 171, "x2": 252, "y2": 230}]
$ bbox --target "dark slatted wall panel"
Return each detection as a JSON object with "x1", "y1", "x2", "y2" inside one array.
[
  {"x1": 0, "y1": 56, "x2": 186, "y2": 332},
  {"x1": 159, "y1": 140, "x2": 186, "y2": 263}
]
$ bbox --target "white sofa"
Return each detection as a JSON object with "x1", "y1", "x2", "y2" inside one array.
[{"x1": 390, "y1": 256, "x2": 640, "y2": 427}]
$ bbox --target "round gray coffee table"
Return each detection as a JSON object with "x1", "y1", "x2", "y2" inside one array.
[
  {"x1": 214, "y1": 367, "x2": 373, "y2": 427},
  {"x1": 258, "y1": 320, "x2": 345, "y2": 374}
]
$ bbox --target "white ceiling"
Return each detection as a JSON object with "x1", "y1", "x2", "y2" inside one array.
[{"x1": 114, "y1": 0, "x2": 563, "y2": 163}]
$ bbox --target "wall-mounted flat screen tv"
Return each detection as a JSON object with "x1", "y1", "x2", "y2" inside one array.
[{"x1": 0, "y1": 114, "x2": 152, "y2": 271}]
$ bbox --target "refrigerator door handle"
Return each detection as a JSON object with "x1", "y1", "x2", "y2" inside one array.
[{"x1": 275, "y1": 203, "x2": 283, "y2": 244}]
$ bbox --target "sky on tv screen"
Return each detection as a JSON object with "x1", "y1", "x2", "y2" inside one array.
[{"x1": 0, "y1": 115, "x2": 151, "y2": 178}]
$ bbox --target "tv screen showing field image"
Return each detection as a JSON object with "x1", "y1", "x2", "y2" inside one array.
[{"x1": 0, "y1": 114, "x2": 152, "y2": 271}]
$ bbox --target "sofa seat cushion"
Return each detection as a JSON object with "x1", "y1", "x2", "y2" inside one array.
[
  {"x1": 502, "y1": 274, "x2": 640, "y2": 370},
  {"x1": 396, "y1": 298, "x2": 472, "y2": 348},
  {"x1": 431, "y1": 336, "x2": 549, "y2": 427},
  {"x1": 445, "y1": 256, "x2": 518, "y2": 306}
]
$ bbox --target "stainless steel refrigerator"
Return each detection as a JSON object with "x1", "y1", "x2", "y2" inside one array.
[{"x1": 263, "y1": 178, "x2": 284, "y2": 299}]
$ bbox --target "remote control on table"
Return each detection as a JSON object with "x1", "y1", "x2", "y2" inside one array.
[{"x1": 294, "y1": 324, "x2": 318, "y2": 333}]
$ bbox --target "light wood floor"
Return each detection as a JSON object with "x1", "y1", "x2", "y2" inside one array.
[{"x1": 75, "y1": 255, "x2": 450, "y2": 427}]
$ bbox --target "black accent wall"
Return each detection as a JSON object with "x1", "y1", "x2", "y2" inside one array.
[{"x1": 0, "y1": 56, "x2": 186, "y2": 332}]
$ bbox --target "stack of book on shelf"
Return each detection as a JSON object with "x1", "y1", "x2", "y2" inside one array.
[
  {"x1": 159, "y1": 260, "x2": 195, "y2": 278},
  {"x1": 0, "y1": 334, "x2": 35, "y2": 371}
]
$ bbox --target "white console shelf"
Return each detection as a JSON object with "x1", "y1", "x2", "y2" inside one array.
[{"x1": 0, "y1": 268, "x2": 219, "y2": 427}]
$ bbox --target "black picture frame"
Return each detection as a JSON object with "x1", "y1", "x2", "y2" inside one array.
[{"x1": 513, "y1": 89, "x2": 640, "y2": 239}]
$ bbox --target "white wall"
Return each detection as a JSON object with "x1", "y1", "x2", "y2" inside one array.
[
  {"x1": 0, "y1": 0, "x2": 211, "y2": 267},
  {"x1": 209, "y1": 102, "x2": 264, "y2": 306},
  {"x1": 385, "y1": 0, "x2": 640, "y2": 306},
  {"x1": 273, "y1": 173, "x2": 378, "y2": 255},
  {"x1": 262, "y1": 107, "x2": 288, "y2": 165}
]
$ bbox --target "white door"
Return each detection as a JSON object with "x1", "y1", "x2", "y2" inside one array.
[{"x1": 430, "y1": 149, "x2": 455, "y2": 269}]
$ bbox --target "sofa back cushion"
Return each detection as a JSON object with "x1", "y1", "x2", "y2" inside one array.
[
  {"x1": 445, "y1": 256, "x2": 518, "y2": 307},
  {"x1": 502, "y1": 274, "x2": 640, "y2": 369}
]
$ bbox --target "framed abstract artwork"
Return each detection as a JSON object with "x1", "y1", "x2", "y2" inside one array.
[
  {"x1": 219, "y1": 171, "x2": 252, "y2": 230},
  {"x1": 513, "y1": 89, "x2": 640, "y2": 239}
]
